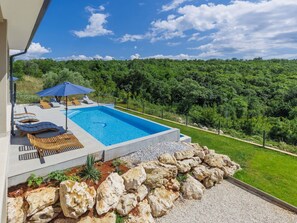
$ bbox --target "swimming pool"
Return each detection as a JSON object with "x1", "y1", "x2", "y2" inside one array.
[{"x1": 66, "y1": 106, "x2": 171, "y2": 146}]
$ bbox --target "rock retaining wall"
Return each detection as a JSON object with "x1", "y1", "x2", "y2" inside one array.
[{"x1": 7, "y1": 143, "x2": 240, "y2": 223}]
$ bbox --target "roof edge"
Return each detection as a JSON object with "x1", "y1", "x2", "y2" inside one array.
[{"x1": 25, "y1": 0, "x2": 51, "y2": 50}]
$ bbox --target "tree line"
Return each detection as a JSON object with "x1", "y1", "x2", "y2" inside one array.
[{"x1": 13, "y1": 58, "x2": 297, "y2": 146}]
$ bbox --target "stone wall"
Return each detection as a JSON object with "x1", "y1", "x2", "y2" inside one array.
[{"x1": 7, "y1": 143, "x2": 240, "y2": 223}]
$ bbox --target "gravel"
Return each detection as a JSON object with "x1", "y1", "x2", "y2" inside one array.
[
  {"x1": 155, "y1": 181, "x2": 297, "y2": 223},
  {"x1": 121, "y1": 142, "x2": 297, "y2": 223},
  {"x1": 121, "y1": 142, "x2": 190, "y2": 164}
]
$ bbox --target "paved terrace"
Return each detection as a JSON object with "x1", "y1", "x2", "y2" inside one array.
[{"x1": 9, "y1": 103, "x2": 105, "y2": 186}]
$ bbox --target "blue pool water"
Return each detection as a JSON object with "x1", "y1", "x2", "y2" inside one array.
[{"x1": 66, "y1": 106, "x2": 170, "y2": 146}]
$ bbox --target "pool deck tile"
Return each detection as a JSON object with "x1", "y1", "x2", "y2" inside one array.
[{"x1": 8, "y1": 103, "x2": 105, "y2": 185}]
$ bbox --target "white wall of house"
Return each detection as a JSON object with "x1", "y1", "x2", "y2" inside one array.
[
  {"x1": 0, "y1": 1, "x2": 50, "y2": 220},
  {"x1": 0, "y1": 18, "x2": 10, "y2": 222},
  {"x1": 0, "y1": 20, "x2": 9, "y2": 134}
]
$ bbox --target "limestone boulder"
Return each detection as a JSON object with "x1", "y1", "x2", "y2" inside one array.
[
  {"x1": 190, "y1": 143, "x2": 202, "y2": 150},
  {"x1": 176, "y1": 157, "x2": 201, "y2": 173},
  {"x1": 122, "y1": 166, "x2": 146, "y2": 191},
  {"x1": 29, "y1": 206, "x2": 61, "y2": 223},
  {"x1": 204, "y1": 153, "x2": 240, "y2": 177},
  {"x1": 188, "y1": 143, "x2": 205, "y2": 160},
  {"x1": 54, "y1": 218, "x2": 77, "y2": 223},
  {"x1": 181, "y1": 175, "x2": 205, "y2": 200},
  {"x1": 203, "y1": 168, "x2": 224, "y2": 188},
  {"x1": 174, "y1": 150, "x2": 194, "y2": 160},
  {"x1": 192, "y1": 165, "x2": 212, "y2": 181},
  {"x1": 125, "y1": 199, "x2": 155, "y2": 223},
  {"x1": 204, "y1": 153, "x2": 226, "y2": 168},
  {"x1": 135, "y1": 184, "x2": 148, "y2": 202},
  {"x1": 165, "y1": 178, "x2": 180, "y2": 191},
  {"x1": 176, "y1": 160, "x2": 191, "y2": 173},
  {"x1": 78, "y1": 212, "x2": 116, "y2": 223},
  {"x1": 158, "y1": 153, "x2": 177, "y2": 165},
  {"x1": 7, "y1": 197, "x2": 26, "y2": 223},
  {"x1": 221, "y1": 161, "x2": 241, "y2": 177},
  {"x1": 193, "y1": 149, "x2": 205, "y2": 160},
  {"x1": 141, "y1": 161, "x2": 177, "y2": 189},
  {"x1": 116, "y1": 193, "x2": 138, "y2": 216},
  {"x1": 25, "y1": 187, "x2": 59, "y2": 216},
  {"x1": 96, "y1": 173, "x2": 125, "y2": 215},
  {"x1": 60, "y1": 180, "x2": 96, "y2": 219},
  {"x1": 203, "y1": 147, "x2": 215, "y2": 155},
  {"x1": 147, "y1": 186, "x2": 179, "y2": 217}
]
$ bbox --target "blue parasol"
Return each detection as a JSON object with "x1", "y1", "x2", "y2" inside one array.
[{"x1": 36, "y1": 82, "x2": 94, "y2": 130}]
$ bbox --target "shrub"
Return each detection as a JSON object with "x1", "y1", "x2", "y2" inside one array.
[
  {"x1": 68, "y1": 175, "x2": 81, "y2": 182},
  {"x1": 47, "y1": 170, "x2": 68, "y2": 182},
  {"x1": 27, "y1": 174, "x2": 43, "y2": 187},
  {"x1": 116, "y1": 213, "x2": 127, "y2": 223},
  {"x1": 112, "y1": 158, "x2": 122, "y2": 168},
  {"x1": 112, "y1": 158, "x2": 123, "y2": 175},
  {"x1": 80, "y1": 155, "x2": 101, "y2": 181},
  {"x1": 46, "y1": 170, "x2": 80, "y2": 183},
  {"x1": 176, "y1": 173, "x2": 187, "y2": 184}
]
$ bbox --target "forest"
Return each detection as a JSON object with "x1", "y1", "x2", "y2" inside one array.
[{"x1": 13, "y1": 58, "x2": 297, "y2": 150}]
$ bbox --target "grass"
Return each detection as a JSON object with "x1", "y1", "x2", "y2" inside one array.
[
  {"x1": 117, "y1": 107, "x2": 297, "y2": 207},
  {"x1": 117, "y1": 101, "x2": 297, "y2": 155},
  {"x1": 16, "y1": 76, "x2": 43, "y2": 104}
]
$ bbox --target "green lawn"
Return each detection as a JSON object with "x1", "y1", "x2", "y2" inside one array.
[{"x1": 117, "y1": 107, "x2": 297, "y2": 207}]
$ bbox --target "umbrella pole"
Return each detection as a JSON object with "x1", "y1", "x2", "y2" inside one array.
[{"x1": 66, "y1": 96, "x2": 68, "y2": 131}]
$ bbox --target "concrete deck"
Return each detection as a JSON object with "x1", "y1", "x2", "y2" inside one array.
[{"x1": 9, "y1": 103, "x2": 105, "y2": 186}]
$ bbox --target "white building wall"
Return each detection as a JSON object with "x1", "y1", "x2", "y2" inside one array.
[
  {"x1": 0, "y1": 19, "x2": 10, "y2": 222},
  {"x1": 0, "y1": 20, "x2": 9, "y2": 134}
]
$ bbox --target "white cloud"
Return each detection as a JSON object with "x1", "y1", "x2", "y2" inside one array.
[
  {"x1": 56, "y1": 54, "x2": 114, "y2": 61},
  {"x1": 10, "y1": 42, "x2": 51, "y2": 59},
  {"x1": 166, "y1": 42, "x2": 181, "y2": 46},
  {"x1": 104, "y1": 55, "x2": 114, "y2": 61},
  {"x1": 118, "y1": 34, "x2": 147, "y2": 42},
  {"x1": 150, "y1": 0, "x2": 297, "y2": 58},
  {"x1": 146, "y1": 53, "x2": 194, "y2": 60},
  {"x1": 130, "y1": 53, "x2": 141, "y2": 60},
  {"x1": 99, "y1": 5, "x2": 105, "y2": 11},
  {"x1": 129, "y1": 53, "x2": 198, "y2": 60},
  {"x1": 161, "y1": 0, "x2": 192, "y2": 12},
  {"x1": 73, "y1": 6, "x2": 113, "y2": 38},
  {"x1": 85, "y1": 5, "x2": 105, "y2": 12}
]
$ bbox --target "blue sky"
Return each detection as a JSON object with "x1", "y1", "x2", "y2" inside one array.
[{"x1": 22, "y1": 0, "x2": 297, "y2": 60}]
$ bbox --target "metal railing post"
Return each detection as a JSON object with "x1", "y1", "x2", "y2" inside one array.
[
  {"x1": 218, "y1": 120, "x2": 221, "y2": 135},
  {"x1": 263, "y1": 130, "x2": 266, "y2": 148}
]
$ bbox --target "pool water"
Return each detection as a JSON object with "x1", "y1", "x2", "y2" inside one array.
[{"x1": 66, "y1": 106, "x2": 170, "y2": 146}]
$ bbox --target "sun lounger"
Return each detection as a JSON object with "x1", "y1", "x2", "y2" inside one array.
[
  {"x1": 83, "y1": 95, "x2": 94, "y2": 104},
  {"x1": 72, "y1": 97, "x2": 81, "y2": 106},
  {"x1": 16, "y1": 122, "x2": 65, "y2": 137},
  {"x1": 50, "y1": 98, "x2": 61, "y2": 108},
  {"x1": 14, "y1": 114, "x2": 36, "y2": 119},
  {"x1": 40, "y1": 100, "x2": 51, "y2": 109},
  {"x1": 14, "y1": 112, "x2": 36, "y2": 117},
  {"x1": 62, "y1": 99, "x2": 73, "y2": 106},
  {"x1": 14, "y1": 115, "x2": 39, "y2": 123},
  {"x1": 27, "y1": 133, "x2": 84, "y2": 157}
]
